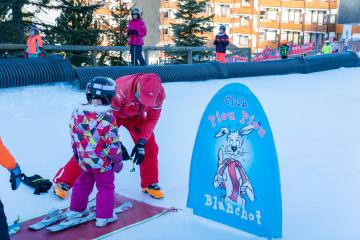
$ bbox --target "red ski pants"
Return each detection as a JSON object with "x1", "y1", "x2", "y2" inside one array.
[{"x1": 53, "y1": 117, "x2": 159, "y2": 189}]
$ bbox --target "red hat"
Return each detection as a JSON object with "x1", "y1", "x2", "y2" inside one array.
[{"x1": 136, "y1": 73, "x2": 162, "y2": 107}]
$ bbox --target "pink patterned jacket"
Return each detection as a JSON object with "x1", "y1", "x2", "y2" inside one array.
[{"x1": 70, "y1": 104, "x2": 122, "y2": 173}]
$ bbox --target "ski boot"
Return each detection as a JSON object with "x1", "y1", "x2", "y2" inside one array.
[
  {"x1": 96, "y1": 213, "x2": 118, "y2": 227},
  {"x1": 53, "y1": 182, "x2": 70, "y2": 199},
  {"x1": 142, "y1": 183, "x2": 164, "y2": 199},
  {"x1": 65, "y1": 209, "x2": 90, "y2": 221}
]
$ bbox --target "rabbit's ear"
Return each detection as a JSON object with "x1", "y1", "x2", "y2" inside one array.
[
  {"x1": 239, "y1": 125, "x2": 254, "y2": 136},
  {"x1": 215, "y1": 127, "x2": 229, "y2": 138}
]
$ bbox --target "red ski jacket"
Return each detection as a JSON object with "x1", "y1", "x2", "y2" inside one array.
[{"x1": 111, "y1": 73, "x2": 166, "y2": 141}]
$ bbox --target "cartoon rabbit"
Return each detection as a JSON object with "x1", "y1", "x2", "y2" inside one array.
[{"x1": 213, "y1": 126, "x2": 255, "y2": 206}]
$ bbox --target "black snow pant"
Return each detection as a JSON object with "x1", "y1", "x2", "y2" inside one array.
[
  {"x1": 130, "y1": 45, "x2": 146, "y2": 66},
  {"x1": 0, "y1": 200, "x2": 10, "y2": 240}
]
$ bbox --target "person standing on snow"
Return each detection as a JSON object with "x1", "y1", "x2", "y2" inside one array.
[
  {"x1": 279, "y1": 40, "x2": 290, "y2": 59},
  {"x1": 53, "y1": 73, "x2": 166, "y2": 199},
  {"x1": 67, "y1": 77, "x2": 123, "y2": 227},
  {"x1": 214, "y1": 25, "x2": 229, "y2": 63},
  {"x1": 25, "y1": 24, "x2": 43, "y2": 58},
  {"x1": 127, "y1": 7, "x2": 147, "y2": 66},
  {"x1": 321, "y1": 40, "x2": 332, "y2": 54},
  {"x1": 0, "y1": 138, "x2": 22, "y2": 240}
]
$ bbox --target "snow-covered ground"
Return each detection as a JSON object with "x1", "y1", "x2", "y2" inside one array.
[{"x1": 1, "y1": 67, "x2": 360, "y2": 240}]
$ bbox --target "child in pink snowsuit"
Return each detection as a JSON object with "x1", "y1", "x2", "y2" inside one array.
[
  {"x1": 69, "y1": 77, "x2": 123, "y2": 227},
  {"x1": 127, "y1": 7, "x2": 147, "y2": 66}
]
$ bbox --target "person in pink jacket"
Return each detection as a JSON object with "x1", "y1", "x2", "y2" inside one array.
[
  {"x1": 127, "y1": 7, "x2": 147, "y2": 66},
  {"x1": 53, "y1": 73, "x2": 166, "y2": 199}
]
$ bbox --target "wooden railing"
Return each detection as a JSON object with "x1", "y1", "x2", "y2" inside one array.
[{"x1": 0, "y1": 44, "x2": 251, "y2": 65}]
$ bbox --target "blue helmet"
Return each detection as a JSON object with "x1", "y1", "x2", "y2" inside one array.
[{"x1": 219, "y1": 25, "x2": 226, "y2": 32}]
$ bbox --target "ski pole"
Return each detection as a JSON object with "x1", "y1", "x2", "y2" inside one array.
[{"x1": 133, "y1": 45, "x2": 136, "y2": 66}]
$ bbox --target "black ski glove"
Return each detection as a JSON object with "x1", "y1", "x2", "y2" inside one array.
[
  {"x1": 131, "y1": 139, "x2": 146, "y2": 165},
  {"x1": 9, "y1": 164, "x2": 22, "y2": 190},
  {"x1": 120, "y1": 142, "x2": 131, "y2": 161},
  {"x1": 130, "y1": 30, "x2": 138, "y2": 35},
  {"x1": 21, "y1": 174, "x2": 53, "y2": 195}
]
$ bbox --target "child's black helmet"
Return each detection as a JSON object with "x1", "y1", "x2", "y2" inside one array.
[
  {"x1": 86, "y1": 77, "x2": 116, "y2": 105},
  {"x1": 219, "y1": 25, "x2": 226, "y2": 32}
]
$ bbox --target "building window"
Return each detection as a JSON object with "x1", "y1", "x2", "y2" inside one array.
[
  {"x1": 205, "y1": 3, "x2": 213, "y2": 15},
  {"x1": 260, "y1": 29, "x2": 278, "y2": 42},
  {"x1": 259, "y1": 31, "x2": 265, "y2": 41},
  {"x1": 294, "y1": 10, "x2": 301, "y2": 24},
  {"x1": 282, "y1": 10, "x2": 288, "y2": 23},
  {"x1": 239, "y1": 35, "x2": 249, "y2": 46},
  {"x1": 283, "y1": 9, "x2": 301, "y2": 24},
  {"x1": 242, "y1": 0, "x2": 250, "y2": 6},
  {"x1": 288, "y1": 32, "x2": 300, "y2": 44},
  {"x1": 163, "y1": 9, "x2": 170, "y2": 19},
  {"x1": 164, "y1": 28, "x2": 169, "y2": 35},
  {"x1": 311, "y1": 10, "x2": 318, "y2": 24},
  {"x1": 318, "y1": 11, "x2": 324, "y2": 25},
  {"x1": 95, "y1": 14, "x2": 108, "y2": 25},
  {"x1": 266, "y1": 30, "x2": 277, "y2": 41},
  {"x1": 215, "y1": 4, "x2": 230, "y2": 17},
  {"x1": 240, "y1": 15, "x2": 250, "y2": 26},
  {"x1": 330, "y1": 14, "x2": 336, "y2": 24},
  {"x1": 266, "y1": 8, "x2": 278, "y2": 21}
]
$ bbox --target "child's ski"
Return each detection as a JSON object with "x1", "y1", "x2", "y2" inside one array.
[
  {"x1": 46, "y1": 201, "x2": 133, "y2": 232},
  {"x1": 28, "y1": 198, "x2": 96, "y2": 231}
]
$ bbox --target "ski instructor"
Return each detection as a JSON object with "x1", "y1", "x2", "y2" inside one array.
[{"x1": 53, "y1": 73, "x2": 166, "y2": 199}]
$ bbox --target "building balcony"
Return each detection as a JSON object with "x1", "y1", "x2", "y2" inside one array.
[
  {"x1": 327, "y1": 24, "x2": 336, "y2": 32},
  {"x1": 280, "y1": 22, "x2": 303, "y2": 31},
  {"x1": 212, "y1": 0, "x2": 234, "y2": 3},
  {"x1": 259, "y1": 0, "x2": 281, "y2": 8},
  {"x1": 233, "y1": 6, "x2": 252, "y2": 15},
  {"x1": 305, "y1": 0, "x2": 331, "y2": 9},
  {"x1": 304, "y1": 24, "x2": 328, "y2": 32},
  {"x1": 160, "y1": 1, "x2": 177, "y2": 9},
  {"x1": 231, "y1": 26, "x2": 252, "y2": 34},
  {"x1": 259, "y1": 20, "x2": 280, "y2": 29},
  {"x1": 232, "y1": 26, "x2": 252, "y2": 34},
  {"x1": 282, "y1": 0, "x2": 305, "y2": 8},
  {"x1": 161, "y1": 18, "x2": 177, "y2": 25},
  {"x1": 214, "y1": 16, "x2": 232, "y2": 23},
  {"x1": 329, "y1": 0, "x2": 337, "y2": 9},
  {"x1": 96, "y1": 8, "x2": 111, "y2": 15},
  {"x1": 258, "y1": 40, "x2": 278, "y2": 49},
  {"x1": 160, "y1": 35, "x2": 174, "y2": 43}
]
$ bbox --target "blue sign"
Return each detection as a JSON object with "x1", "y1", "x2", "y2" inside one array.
[{"x1": 187, "y1": 83, "x2": 282, "y2": 238}]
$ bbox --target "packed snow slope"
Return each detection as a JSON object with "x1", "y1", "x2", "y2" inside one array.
[{"x1": 0, "y1": 67, "x2": 359, "y2": 240}]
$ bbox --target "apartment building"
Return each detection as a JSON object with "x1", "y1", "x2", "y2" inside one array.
[
  {"x1": 160, "y1": 0, "x2": 360, "y2": 52},
  {"x1": 88, "y1": 0, "x2": 360, "y2": 51}
]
